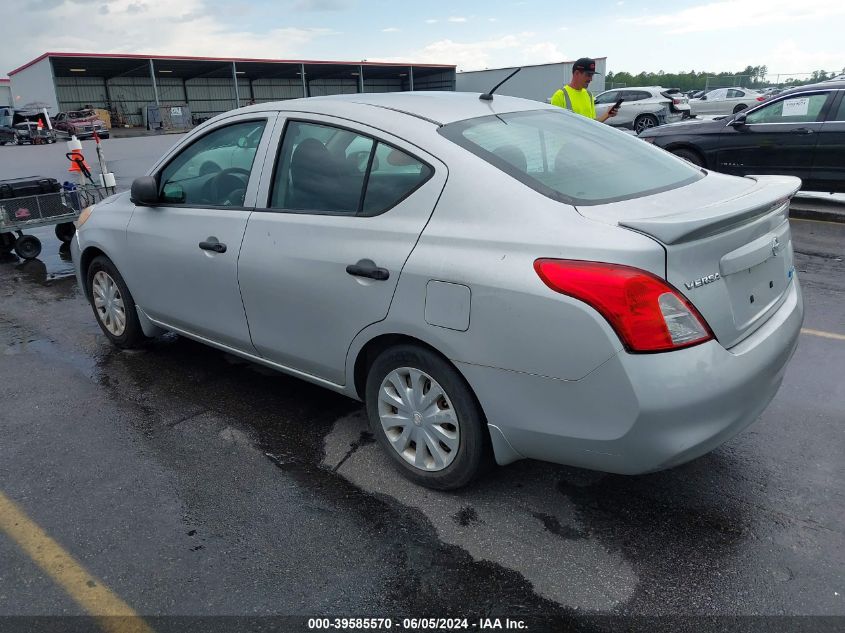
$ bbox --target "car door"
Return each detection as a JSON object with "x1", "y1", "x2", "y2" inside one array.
[
  {"x1": 237, "y1": 115, "x2": 447, "y2": 385},
  {"x1": 624, "y1": 90, "x2": 657, "y2": 124},
  {"x1": 695, "y1": 88, "x2": 724, "y2": 114},
  {"x1": 715, "y1": 91, "x2": 833, "y2": 180},
  {"x1": 808, "y1": 90, "x2": 845, "y2": 192},
  {"x1": 593, "y1": 90, "x2": 619, "y2": 122},
  {"x1": 123, "y1": 113, "x2": 277, "y2": 351}
]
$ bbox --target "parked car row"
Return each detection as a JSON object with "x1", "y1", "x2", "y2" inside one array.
[
  {"x1": 595, "y1": 87, "x2": 690, "y2": 133},
  {"x1": 0, "y1": 108, "x2": 109, "y2": 146},
  {"x1": 640, "y1": 80, "x2": 845, "y2": 193}
]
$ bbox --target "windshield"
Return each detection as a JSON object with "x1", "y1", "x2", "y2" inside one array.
[{"x1": 438, "y1": 109, "x2": 703, "y2": 205}]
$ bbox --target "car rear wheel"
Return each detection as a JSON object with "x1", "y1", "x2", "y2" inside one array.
[
  {"x1": 672, "y1": 148, "x2": 704, "y2": 167},
  {"x1": 634, "y1": 114, "x2": 659, "y2": 134},
  {"x1": 365, "y1": 344, "x2": 492, "y2": 490},
  {"x1": 733, "y1": 104, "x2": 748, "y2": 114},
  {"x1": 86, "y1": 255, "x2": 146, "y2": 348}
]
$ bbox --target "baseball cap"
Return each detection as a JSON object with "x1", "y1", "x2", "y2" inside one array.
[{"x1": 572, "y1": 57, "x2": 600, "y2": 75}]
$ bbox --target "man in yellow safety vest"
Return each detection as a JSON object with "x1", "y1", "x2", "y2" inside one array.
[{"x1": 551, "y1": 57, "x2": 618, "y2": 123}]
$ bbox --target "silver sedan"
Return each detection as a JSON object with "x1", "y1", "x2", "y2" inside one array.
[{"x1": 72, "y1": 92, "x2": 803, "y2": 489}]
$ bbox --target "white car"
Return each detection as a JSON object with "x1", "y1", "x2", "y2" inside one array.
[
  {"x1": 690, "y1": 88, "x2": 765, "y2": 116},
  {"x1": 595, "y1": 87, "x2": 690, "y2": 133}
]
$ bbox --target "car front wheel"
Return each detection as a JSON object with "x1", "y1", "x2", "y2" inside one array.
[
  {"x1": 365, "y1": 344, "x2": 492, "y2": 490},
  {"x1": 86, "y1": 255, "x2": 146, "y2": 348}
]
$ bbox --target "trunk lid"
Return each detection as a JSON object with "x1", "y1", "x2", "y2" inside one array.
[{"x1": 576, "y1": 172, "x2": 800, "y2": 348}]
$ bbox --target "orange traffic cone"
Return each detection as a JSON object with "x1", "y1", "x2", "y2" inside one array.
[{"x1": 67, "y1": 149, "x2": 92, "y2": 174}]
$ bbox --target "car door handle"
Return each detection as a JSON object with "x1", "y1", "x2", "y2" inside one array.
[
  {"x1": 199, "y1": 240, "x2": 227, "y2": 253},
  {"x1": 346, "y1": 259, "x2": 389, "y2": 281},
  {"x1": 791, "y1": 128, "x2": 815, "y2": 135}
]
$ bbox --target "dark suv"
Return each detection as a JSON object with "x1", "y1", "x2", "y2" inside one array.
[{"x1": 639, "y1": 81, "x2": 845, "y2": 193}]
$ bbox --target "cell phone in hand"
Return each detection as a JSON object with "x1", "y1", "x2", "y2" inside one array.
[{"x1": 611, "y1": 98, "x2": 624, "y2": 112}]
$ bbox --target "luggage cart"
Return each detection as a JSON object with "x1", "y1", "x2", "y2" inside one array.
[{"x1": 0, "y1": 184, "x2": 108, "y2": 260}]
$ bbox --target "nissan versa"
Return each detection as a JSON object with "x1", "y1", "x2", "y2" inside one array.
[{"x1": 71, "y1": 92, "x2": 803, "y2": 489}]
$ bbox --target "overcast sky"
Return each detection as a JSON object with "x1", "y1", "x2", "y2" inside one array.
[{"x1": 5, "y1": 0, "x2": 844, "y2": 78}]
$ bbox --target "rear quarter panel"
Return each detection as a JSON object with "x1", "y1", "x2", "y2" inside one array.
[{"x1": 350, "y1": 138, "x2": 667, "y2": 383}]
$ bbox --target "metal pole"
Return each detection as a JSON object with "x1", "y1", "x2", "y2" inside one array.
[
  {"x1": 358, "y1": 65, "x2": 364, "y2": 93},
  {"x1": 232, "y1": 62, "x2": 240, "y2": 108},
  {"x1": 409, "y1": 66, "x2": 414, "y2": 91},
  {"x1": 148, "y1": 59, "x2": 160, "y2": 106},
  {"x1": 301, "y1": 64, "x2": 308, "y2": 97}
]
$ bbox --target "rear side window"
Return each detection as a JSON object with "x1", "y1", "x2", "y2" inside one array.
[
  {"x1": 269, "y1": 120, "x2": 432, "y2": 216},
  {"x1": 746, "y1": 93, "x2": 830, "y2": 124},
  {"x1": 439, "y1": 109, "x2": 702, "y2": 206}
]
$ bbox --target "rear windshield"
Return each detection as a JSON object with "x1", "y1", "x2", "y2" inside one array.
[{"x1": 438, "y1": 109, "x2": 703, "y2": 205}]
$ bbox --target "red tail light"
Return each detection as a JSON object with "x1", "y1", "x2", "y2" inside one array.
[
  {"x1": 534, "y1": 259, "x2": 713, "y2": 353},
  {"x1": 756, "y1": 96, "x2": 765, "y2": 101}
]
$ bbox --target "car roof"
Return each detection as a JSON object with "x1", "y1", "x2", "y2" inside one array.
[
  {"x1": 239, "y1": 91, "x2": 557, "y2": 126},
  {"x1": 784, "y1": 80, "x2": 845, "y2": 91}
]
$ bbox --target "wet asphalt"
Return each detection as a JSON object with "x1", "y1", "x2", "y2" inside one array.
[{"x1": 0, "y1": 142, "x2": 844, "y2": 630}]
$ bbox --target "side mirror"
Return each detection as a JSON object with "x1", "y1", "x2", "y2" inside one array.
[
  {"x1": 731, "y1": 113, "x2": 748, "y2": 127},
  {"x1": 130, "y1": 176, "x2": 160, "y2": 206}
]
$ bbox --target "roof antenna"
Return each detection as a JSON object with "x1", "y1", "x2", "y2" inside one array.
[{"x1": 479, "y1": 67, "x2": 522, "y2": 101}]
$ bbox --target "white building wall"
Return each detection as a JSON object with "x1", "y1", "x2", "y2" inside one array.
[
  {"x1": 0, "y1": 84, "x2": 11, "y2": 106},
  {"x1": 9, "y1": 57, "x2": 59, "y2": 113},
  {"x1": 456, "y1": 60, "x2": 607, "y2": 103}
]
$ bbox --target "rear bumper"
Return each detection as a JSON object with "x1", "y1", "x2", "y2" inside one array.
[{"x1": 459, "y1": 278, "x2": 803, "y2": 474}]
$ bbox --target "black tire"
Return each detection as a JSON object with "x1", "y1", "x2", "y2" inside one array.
[
  {"x1": 365, "y1": 344, "x2": 493, "y2": 490},
  {"x1": 733, "y1": 103, "x2": 748, "y2": 114},
  {"x1": 634, "y1": 114, "x2": 659, "y2": 134},
  {"x1": 672, "y1": 147, "x2": 704, "y2": 167},
  {"x1": 14, "y1": 235, "x2": 41, "y2": 260},
  {"x1": 85, "y1": 255, "x2": 146, "y2": 348},
  {"x1": 55, "y1": 222, "x2": 76, "y2": 243}
]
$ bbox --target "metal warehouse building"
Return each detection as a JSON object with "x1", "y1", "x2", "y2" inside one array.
[
  {"x1": 456, "y1": 59, "x2": 607, "y2": 103},
  {"x1": 0, "y1": 79, "x2": 10, "y2": 107},
  {"x1": 8, "y1": 52, "x2": 456, "y2": 127}
]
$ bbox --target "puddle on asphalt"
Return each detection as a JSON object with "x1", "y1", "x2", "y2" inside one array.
[
  {"x1": 0, "y1": 225, "x2": 76, "y2": 282},
  {"x1": 321, "y1": 411, "x2": 638, "y2": 611}
]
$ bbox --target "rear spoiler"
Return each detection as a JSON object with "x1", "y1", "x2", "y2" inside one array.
[{"x1": 618, "y1": 176, "x2": 801, "y2": 244}]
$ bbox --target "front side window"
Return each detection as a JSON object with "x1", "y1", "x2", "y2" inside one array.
[
  {"x1": 158, "y1": 120, "x2": 266, "y2": 206},
  {"x1": 439, "y1": 109, "x2": 703, "y2": 206},
  {"x1": 269, "y1": 121, "x2": 432, "y2": 216},
  {"x1": 834, "y1": 94, "x2": 845, "y2": 121},
  {"x1": 745, "y1": 93, "x2": 830, "y2": 124}
]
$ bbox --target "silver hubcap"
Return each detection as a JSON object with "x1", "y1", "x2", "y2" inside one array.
[
  {"x1": 92, "y1": 270, "x2": 126, "y2": 336},
  {"x1": 637, "y1": 117, "x2": 656, "y2": 132},
  {"x1": 377, "y1": 367, "x2": 460, "y2": 472}
]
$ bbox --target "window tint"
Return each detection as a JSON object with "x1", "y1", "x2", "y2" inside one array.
[
  {"x1": 594, "y1": 91, "x2": 618, "y2": 105},
  {"x1": 745, "y1": 93, "x2": 830, "y2": 124},
  {"x1": 439, "y1": 110, "x2": 702, "y2": 205},
  {"x1": 627, "y1": 91, "x2": 651, "y2": 101},
  {"x1": 833, "y1": 95, "x2": 845, "y2": 121},
  {"x1": 158, "y1": 120, "x2": 266, "y2": 206},
  {"x1": 362, "y1": 143, "x2": 433, "y2": 216},
  {"x1": 270, "y1": 121, "x2": 432, "y2": 216},
  {"x1": 727, "y1": 89, "x2": 744, "y2": 98},
  {"x1": 270, "y1": 121, "x2": 372, "y2": 213}
]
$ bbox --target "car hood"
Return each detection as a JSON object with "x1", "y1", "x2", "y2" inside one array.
[{"x1": 640, "y1": 116, "x2": 729, "y2": 137}]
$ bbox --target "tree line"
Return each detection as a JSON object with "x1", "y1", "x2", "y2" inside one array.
[{"x1": 605, "y1": 65, "x2": 845, "y2": 91}]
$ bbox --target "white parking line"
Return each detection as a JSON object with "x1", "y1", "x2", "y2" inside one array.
[{"x1": 801, "y1": 328, "x2": 845, "y2": 341}]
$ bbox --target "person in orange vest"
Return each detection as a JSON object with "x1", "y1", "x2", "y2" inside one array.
[{"x1": 35, "y1": 118, "x2": 44, "y2": 144}]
